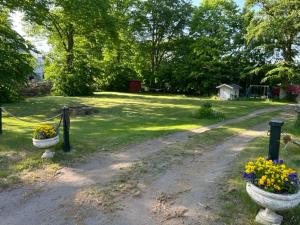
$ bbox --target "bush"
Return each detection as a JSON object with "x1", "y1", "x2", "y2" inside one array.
[
  {"x1": 98, "y1": 64, "x2": 138, "y2": 92},
  {"x1": 197, "y1": 105, "x2": 214, "y2": 119},
  {"x1": 286, "y1": 93, "x2": 298, "y2": 102},
  {"x1": 0, "y1": 86, "x2": 22, "y2": 103},
  {"x1": 202, "y1": 102, "x2": 212, "y2": 108},
  {"x1": 45, "y1": 57, "x2": 99, "y2": 96},
  {"x1": 196, "y1": 102, "x2": 225, "y2": 119}
]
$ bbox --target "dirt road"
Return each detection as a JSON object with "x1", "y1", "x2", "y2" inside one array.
[{"x1": 0, "y1": 106, "x2": 285, "y2": 225}]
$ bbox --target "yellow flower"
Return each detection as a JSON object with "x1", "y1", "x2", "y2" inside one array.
[
  {"x1": 33, "y1": 124, "x2": 57, "y2": 139},
  {"x1": 258, "y1": 178, "x2": 265, "y2": 186},
  {"x1": 244, "y1": 156, "x2": 299, "y2": 194}
]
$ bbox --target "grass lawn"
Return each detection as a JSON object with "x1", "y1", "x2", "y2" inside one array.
[
  {"x1": 217, "y1": 114, "x2": 300, "y2": 225},
  {"x1": 0, "y1": 92, "x2": 284, "y2": 187}
]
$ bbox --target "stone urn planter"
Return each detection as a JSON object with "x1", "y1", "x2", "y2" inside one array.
[
  {"x1": 33, "y1": 135, "x2": 59, "y2": 158},
  {"x1": 246, "y1": 182, "x2": 300, "y2": 225},
  {"x1": 32, "y1": 135, "x2": 59, "y2": 148},
  {"x1": 33, "y1": 124, "x2": 59, "y2": 158}
]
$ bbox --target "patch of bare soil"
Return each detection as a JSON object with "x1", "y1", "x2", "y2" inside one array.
[
  {"x1": 94, "y1": 127, "x2": 267, "y2": 225},
  {"x1": 0, "y1": 106, "x2": 286, "y2": 225}
]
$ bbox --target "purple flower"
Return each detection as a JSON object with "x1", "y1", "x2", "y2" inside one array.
[
  {"x1": 244, "y1": 172, "x2": 255, "y2": 181},
  {"x1": 288, "y1": 173, "x2": 299, "y2": 182},
  {"x1": 273, "y1": 159, "x2": 284, "y2": 164}
]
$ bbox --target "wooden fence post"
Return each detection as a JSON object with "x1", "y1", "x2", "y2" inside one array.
[
  {"x1": 268, "y1": 120, "x2": 284, "y2": 160},
  {"x1": 0, "y1": 107, "x2": 2, "y2": 135},
  {"x1": 63, "y1": 106, "x2": 71, "y2": 152}
]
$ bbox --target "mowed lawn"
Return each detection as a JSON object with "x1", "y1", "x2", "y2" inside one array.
[{"x1": 0, "y1": 92, "x2": 284, "y2": 182}]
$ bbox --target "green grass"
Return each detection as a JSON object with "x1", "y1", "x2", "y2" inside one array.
[
  {"x1": 217, "y1": 115, "x2": 300, "y2": 225},
  {"x1": 0, "y1": 92, "x2": 284, "y2": 185}
]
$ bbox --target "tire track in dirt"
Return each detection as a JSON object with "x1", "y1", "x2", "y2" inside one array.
[
  {"x1": 0, "y1": 106, "x2": 286, "y2": 225},
  {"x1": 83, "y1": 125, "x2": 268, "y2": 225}
]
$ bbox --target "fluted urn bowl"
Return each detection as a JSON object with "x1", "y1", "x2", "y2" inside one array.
[
  {"x1": 246, "y1": 182, "x2": 300, "y2": 225},
  {"x1": 32, "y1": 135, "x2": 59, "y2": 148}
]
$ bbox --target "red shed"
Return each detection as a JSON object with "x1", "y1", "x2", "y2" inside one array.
[{"x1": 129, "y1": 80, "x2": 142, "y2": 93}]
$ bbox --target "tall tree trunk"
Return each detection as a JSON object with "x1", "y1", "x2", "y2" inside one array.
[
  {"x1": 283, "y1": 39, "x2": 293, "y2": 63},
  {"x1": 66, "y1": 23, "x2": 75, "y2": 70},
  {"x1": 281, "y1": 33, "x2": 294, "y2": 87}
]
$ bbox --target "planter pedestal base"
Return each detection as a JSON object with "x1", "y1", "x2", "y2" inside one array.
[
  {"x1": 41, "y1": 150, "x2": 55, "y2": 159},
  {"x1": 255, "y1": 209, "x2": 283, "y2": 225}
]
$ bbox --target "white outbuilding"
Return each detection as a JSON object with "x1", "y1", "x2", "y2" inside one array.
[{"x1": 216, "y1": 84, "x2": 241, "y2": 100}]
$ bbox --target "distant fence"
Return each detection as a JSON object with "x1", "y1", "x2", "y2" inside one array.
[{"x1": 0, "y1": 106, "x2": 71, "y2": 152}]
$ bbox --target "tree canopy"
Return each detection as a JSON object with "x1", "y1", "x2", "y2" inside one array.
[
  {"x1": 1, "y1": 0, "x2": 300, "y2": 99},
  {"x1": 0, "y1": 8, "x2": 34, "y2": 103},
  {"x1": 245, "y1": 0, "x2": 300, "y2": 86}
]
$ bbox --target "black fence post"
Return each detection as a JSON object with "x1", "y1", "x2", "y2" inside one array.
[
  {"x1": 268, "y1": 120, "x2": 284, "y2": 160},
  {"x1": 63, "y1": 106, "x2": 71, "y2": 152},
  {"x1": 295, "y1": 105, "x2": 300, "y2": 127},
  {"x1": 0, "y1": 107, "x2": 2, "y2": 135}
]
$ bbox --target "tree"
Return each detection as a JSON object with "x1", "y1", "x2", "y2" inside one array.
[
  {"x1": 5, "y1": 0, "x2": 116, "y2": 96},
  {"x1": 246, "y1": 0, "x2": 300, "y2": 86},
  {"x1": 190, "y1": 0, "x2": 243, "y2": 94},
  {"x1": 132, "y1": 0, "x2": 193, "y2": 87},
  {"x1": 96, "y1": 0, "x2": 141, "y2": 91},
  {"x1": 0, "y1": 8, "x2": 34, "y2": 102}
]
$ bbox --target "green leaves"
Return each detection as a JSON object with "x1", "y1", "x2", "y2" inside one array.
[
  {"x1": 9, "y1": 0, "x2": 118, "y2": 96},
  {"x1": 2, "y1": 0, "x2": 300, "y2": 97},
  {"x1": 0, "y1": 9, "x2": 34, "y2": 102},
  {"x1": 246, "y1": 0, "x2": 300, "y2": 84},
  {"x1": 132, "y1": 0, "x2": 193, "y2": 86},
  {"x1": 262, "y1": 62, "x2": 299, "y2": 86},
  {"x1": 188, "y1": 0, "x2": 243, "y2": 93}
]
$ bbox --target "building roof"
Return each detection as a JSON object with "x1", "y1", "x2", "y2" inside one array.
[{"x1": 216, "y1": 84, "x2": 241, "y2": 90}]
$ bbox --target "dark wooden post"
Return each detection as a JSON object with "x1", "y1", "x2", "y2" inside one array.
[
  {"x1": 63, "y1": 106, "x2": 71, "y2": 152},
  {"x1": 268, "y1": 120, "x2": 284, "y2": 160},
  {"x1": 295, "y1": 105, "x2": 300, "y2": 127},
  {"x1": 0, "y1": 107, "x2": 2, "y2": 135}
]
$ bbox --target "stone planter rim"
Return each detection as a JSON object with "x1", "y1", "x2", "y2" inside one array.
[
  {"x1": 32, "y1": 135, "x2": 59, "y2": 142},
  {"x1": 32, "y1": 135, "x2": 59, "y2": 149},
  {"x1": 247, "y1": 182, "x2": 300, "y2": 201}
]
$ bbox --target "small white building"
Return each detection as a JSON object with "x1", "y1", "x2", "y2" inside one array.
[
  {"x1": 216, "y1": 84, "x2": 241, "y2": 100},
  {"x1": 32, "y1": 53, "x2": 45, "y2": 79}
]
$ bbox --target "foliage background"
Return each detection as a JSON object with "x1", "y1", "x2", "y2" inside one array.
[{"x1": 1, "y1": 0, "x2": 299, "y2": 99}]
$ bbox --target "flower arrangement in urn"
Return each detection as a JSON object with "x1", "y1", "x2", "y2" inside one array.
[
  {"x1": 32, "y1": 124, "x2": 59, "y2": 158},
  {"x1": 33, "y1": 124, "x2": 57, "y2": 140},
  {"x1": 244, "y1": 157, "x2": 299, "y2": 194},
  {"x1": 244, "y1": 157, "x2": 300, "y2": 225}
]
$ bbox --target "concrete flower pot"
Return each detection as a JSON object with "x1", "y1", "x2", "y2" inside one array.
[
  {"x1": 246, "y1": 182, "x2": 300, "y2": 225},
  {"x1": 32, "y1": 135, "x2": 59, "y2": 148},
  {"x1": 32, "y1": 135, "x2": 59, "y2": 158}
]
